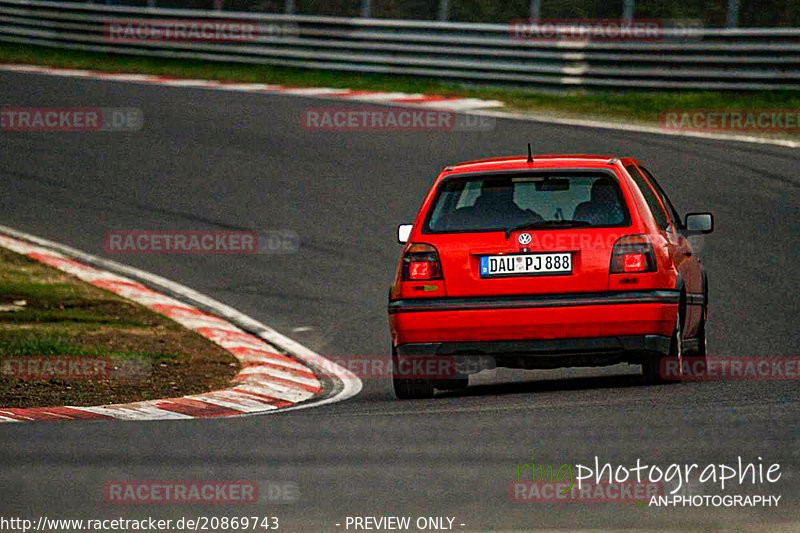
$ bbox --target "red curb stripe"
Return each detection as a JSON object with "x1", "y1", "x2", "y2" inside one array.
[
  {"x1": 155, "y1": 398, "x2": 243, "y2": 418},
  {"x1": 391, "y1": 95, "x2": 460, "y2": 103},
  {"x1": 43, "y1": 406, "x2": 114, "y2": 420},
  {"x1": 0, "y1": 408, "x2": 72, "y2": 421},
  {"x1": 91, "y1": 279, "x2": 155, "y2": 292},
  {"x1": 27, "y1": 252, "x2": 101, "y2": 273}
]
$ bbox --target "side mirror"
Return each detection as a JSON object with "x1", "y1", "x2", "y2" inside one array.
[
  {"x1": 684, "y1": 213, "x2": 713, "y2": 235},
  {"x1": 397, "y1": 224, "x2": 413, "y2": 244}
]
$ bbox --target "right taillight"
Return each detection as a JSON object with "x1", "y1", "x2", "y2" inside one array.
[
  {"x1": 610, "y1": 235, "x2": 657, "y2": 274},
  {"x1": 402, "y1": 244, "x2": 443, "y2": 281}
]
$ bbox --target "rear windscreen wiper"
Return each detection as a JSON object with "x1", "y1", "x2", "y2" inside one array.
[{"x1": 504, "y1": 220, "x2": 591, "y2": 239}]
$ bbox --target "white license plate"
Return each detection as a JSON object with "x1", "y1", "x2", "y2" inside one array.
[{"x1": 480, "y1": 253, "x2": 572, "y2": 277}]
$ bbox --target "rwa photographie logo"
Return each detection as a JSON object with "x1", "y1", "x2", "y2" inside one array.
[{"x1": 510, "y1": 456, "x2": 782, "y2": 507}]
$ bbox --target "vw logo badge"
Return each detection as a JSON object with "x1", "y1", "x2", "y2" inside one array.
[{"x1": 518, "y1": 233, "x2": 532, "y2": 245}]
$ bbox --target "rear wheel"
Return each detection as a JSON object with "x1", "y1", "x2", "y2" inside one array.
[
  {"x1": 437, "y1": 377, "x2": 469, "y2": 391},
  {"x1": 692, "y1": 306, "x2": 708, "y2": 360},
  {"x1": 643, "y1": 313, "x2": 683, "y2": 384},
  {"x1": 392, "y1": 351, "x2": 435, "y2": 399}
]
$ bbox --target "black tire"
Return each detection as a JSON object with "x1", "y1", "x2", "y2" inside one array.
[
  {"x1": 693, "y1": 307, "x2": 708, "y2": 359},
  {"x1": 392, "y1": 351, "x2": 435, "y2": 399},
  {"x1": 643, "y1": 314, "x2": 683, "y2": 384},
  {"x1": 437, "y1": 377, "x2": 469, "y2": 391}
]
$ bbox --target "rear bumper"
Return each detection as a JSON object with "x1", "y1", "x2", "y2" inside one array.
[
  {"x1": 396, "y1": 335, "x2": 671, "y2": 371},
  {"x1": 389, "y1": 290, "x2": 678, "y2": 367}
]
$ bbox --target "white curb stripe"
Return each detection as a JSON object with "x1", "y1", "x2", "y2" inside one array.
[
  {"x1": 232, "y1": 382, "x2": 314, "y2": 403},
  {"x1": 279, "y1": 87, "x2": 352, "y2": 96},
  {"x1": 238, "y1": 366, "x2": 321, "y2": 387},
  {"x1": 414, "y1": 98, "x2": 505, "y2": 110},
  {"x1": 95, "y1": 73, "x2": 161, "y2": 82},
  {"x1": 214, "y1": 83, "x2": 284, "y2": 91},
  {"x1": 158, "y1": 79, "x2": 221, "y2": 87},
  {"x1": 79, "y1": 404, "x2": 195, "y2": 420}
]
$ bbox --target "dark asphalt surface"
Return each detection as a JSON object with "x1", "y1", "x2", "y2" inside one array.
[{"x1": 0, "y1": 71, "x2": 798, "y2": 531}]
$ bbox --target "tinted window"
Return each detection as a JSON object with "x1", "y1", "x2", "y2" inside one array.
[
  {"x1": 424, "y1": 173, "x2": 630, "y2": 233},
  {"x1": 625, "y1": 165, "x2": 669, "y2": 229},
  {"x1": 640, "y1": 167, "x2": 681, "y2": 228}
]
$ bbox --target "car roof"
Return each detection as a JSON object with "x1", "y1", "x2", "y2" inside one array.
[{"x1": 443, "y1": 154, "x2": 638, "y2": 176}]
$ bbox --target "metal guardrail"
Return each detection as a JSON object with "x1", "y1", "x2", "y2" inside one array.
[{"x1": 0, "y1": 0, "x2": 799, "y2": 90}]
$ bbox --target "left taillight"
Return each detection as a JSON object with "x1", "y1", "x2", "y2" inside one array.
[{"x1": 402, "y1": 244, "x2": 443, "y2": 281}]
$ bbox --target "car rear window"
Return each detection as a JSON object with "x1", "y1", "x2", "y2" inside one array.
[{"x1": 424, "y1": 172, "x2": 631, "y2": 233}]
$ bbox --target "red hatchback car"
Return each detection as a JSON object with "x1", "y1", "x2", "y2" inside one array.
[{"x1": 388, "y1": 152, "x2": 713, "y2": 399}]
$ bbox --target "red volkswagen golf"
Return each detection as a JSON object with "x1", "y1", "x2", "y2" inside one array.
[{"x1": 388, "y1": 152, "x2": 713, "y2": 399}]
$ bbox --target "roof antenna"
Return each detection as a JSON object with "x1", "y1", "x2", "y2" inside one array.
[{"x1": 527, "y1": 143, "x2": 533, "y2": 163}]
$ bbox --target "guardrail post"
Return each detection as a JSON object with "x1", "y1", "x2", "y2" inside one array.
[
  {"x1": 437, "y1": 0, "x2": 449, "y2": 21},
  {"x1": 285, "y1": 0, "x2": 295, "y2": 14},
  {"x1": 727, "y1": 0, "x2": 739, "y2": 27},
  {"x1": 361, "y1": 0, "x2": 371, "y2": 18},
  {"x1": 529, "y1": 0, "x2": 541, "y2": 21},
  {"x1": 622, "y1": 0, "x2": 635, "y2": 21}
]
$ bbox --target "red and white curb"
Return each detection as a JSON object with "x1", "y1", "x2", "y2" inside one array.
[
  {"x1": 0, "y1": 227, "x2": 362, "y2": 423},
  {"x1": 0, "y1": 63, "x2": 505, "y2": 111}
]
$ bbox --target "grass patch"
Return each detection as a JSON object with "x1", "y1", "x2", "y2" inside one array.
[
  {"x1": 1, "y1": 42, "x2": 799, "y2": 134},
  {"x1": 0, "y1": 247, "x2": 239, "y2": 408}
]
